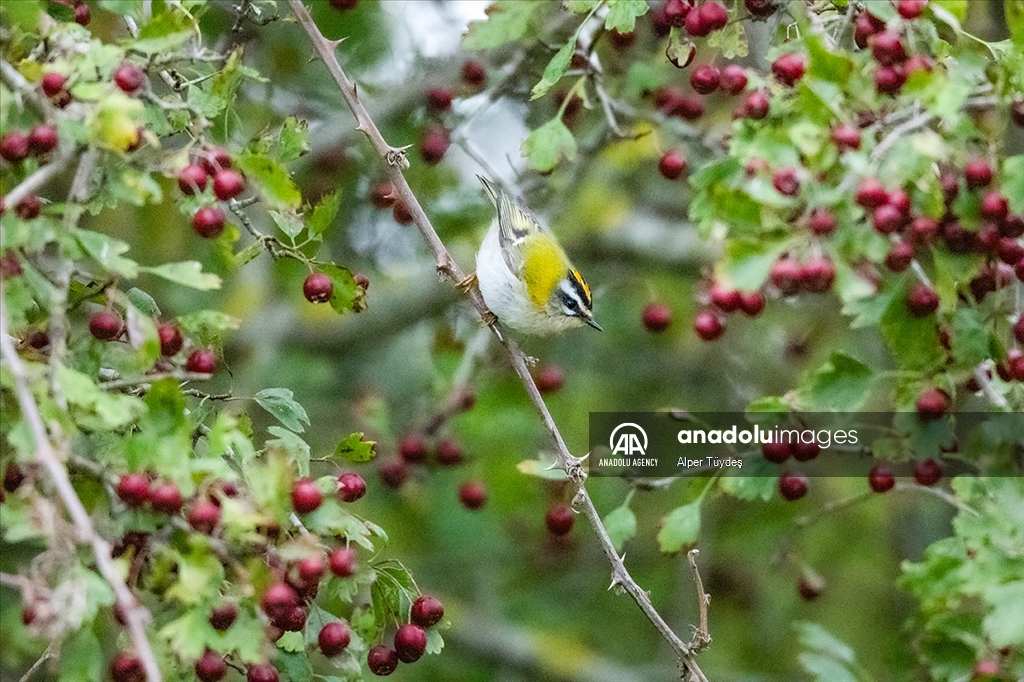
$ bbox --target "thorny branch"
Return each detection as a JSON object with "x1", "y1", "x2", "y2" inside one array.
[{"x1": 287, "y1": 3, "x2": 710, "y2": 680}]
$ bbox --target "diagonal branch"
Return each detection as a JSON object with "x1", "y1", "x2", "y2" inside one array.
[
  {"x1": 0, "y1": 296, "x2": 162, "y2": 682},
  {"x1": 287, "y1": 3, "x2": 708, "y2": 679}
]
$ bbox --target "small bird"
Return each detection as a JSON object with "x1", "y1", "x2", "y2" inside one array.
[{"x1": 470, "y1": 176, "x2": 601, "y2": 335}]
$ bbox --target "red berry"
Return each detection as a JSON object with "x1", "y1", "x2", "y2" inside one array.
[
  {"x1": 3, "y1": 463, "x2": 25, "y2": 493},
  {"x1": 533, "y1": 364, "x2": 565, "y2": 394},
  {"x1": 1002, "y1": 214, "x2": 1024, "y2": 238},
  {"x1": 856, "y1": 177, "x2": 889, "y2": 208},
  {"x1": 772, "y1": 168, "x2": 800, "y2": 196},
  {"x1": 897, "y1": 0, "x2": 926, "y2": 19},
  {"x1": 871, "y1": 31, "x2": 907, "y2": 66},
  {"x1": 90, "y1": 309, "x2": 123, "y2": 341},
  {"x1": 392, "y1": 199, "x2": 414, "y2": 225},
  {"x1": 831, "y1": 123, "x2": 861, "y2": 151},
  {"x1": 291, "y1": 477, "x2": 323, "y2": 514},
  {"x1": 426, "y1": 87, "x2": 453, "y2": 112},
  {"x1": 909, "y1": 216, "x2": 940, "y2": 244},
  {"x1": 906, "y1": 54, "x2": 933, "y2": 75},
  {"x1": 394, "y1": 623, "x2": 427, "y2": 663},
  {"x1": 178, "y1": 165, "x2": 209, "y2": 195},
  {"x1": 370, "y1": 182, "x2": 395, "y2": 208},
  {"x1": 905, "y1": 283, "x2": 939, "y2": 317},
  {"x1": 964, "y1": 159, "x2": 992, "y2": 189},
  {"x1": 262, "y1": 583, "x2": 299, "y2": 622},
  {"x1": 980, "y1": 192, "x2": 1009, "y2": 223},
  {"x1": 887, "y1": 188, "x2": 912, "y2": 215},
  {"x1": 0, "y1": 131, "x2": 30, "y2": 163},
  {"x1": 338, "y1": 472, "x2": 367, "y2": 502},
  {"x1": 998, "y1": 238, "x2": 1024, "y2": 265},
  {"x1": 411, "y1": 594, "x2": 444, "y2": 627},
  {"x1": 608, "y1": 29, "x2": 636, "y2": 49},
  {"x1": 28, "y1": 125, "x2": 59, "y2": 156},
  {"x1": 195, "y1": 649, "x2": 226, "y2": 682},
  {"x1": 192, "y1": 206, "x2": 225, "y2": 238},
  {"x1": 916, "y1": 388, "x2": 950, "y2": 421},
  {"x1": 694, "y1": 310, "x2": 724, "y2": 340},
  {"x1": 771, "y1": 53, "x2": 806, "y2": 86},
  {"x1": 1014, "y1": 315, "x2": 1024, "y2": 345},
  {"x1": 873, "y1": 204, "x2": 904, "y2": 234},
  {"x1": 809, "y1": 208, "x2": 837, "y2": 236},
  {"x1": 689, "y1": 64, "x2": 720, "y2": 94},
  {"x1": 719, "y1": 65, "x2": 748, "y2": 94},
  {"x1": 912, "y1": 458, "x2": 942, "y2": 486},
  {"x1": 769, "y1": 258, "x2": 802, "y2": 296},
  {"x1": 642, "y1": 302, "x2": 672, "y2": 332},
  {"x1": 874, "y1": 64, "x2": 907, "y2": 95},
  {"x1": 663, "y1": 0, "x2": 693, "y2": 27},
  {"x1": 329, "y1": 0, "x2": 358, "y2": 9},
  {"x1": 113, "y1": 64, "x2": 145, "y2": 94},
  {"x1": 745, "y1": 0, "x2": 778, "y2": 17},
  {"x1": 943, "y1": 220, "x2": 976, "y2": 254},
  {"x1": 792, "y1": 440, "x2": 820, "y2": 462},
  {"x1": 434, "y1": 439, "x2": 464, "y2": 466},
  {"x1": 199, "y1": 147, "x2": 232, "y2": 175},
  {"x1": 698, "y1": 1, "x2": 728, "y2": 31},
  {"x1": 419, "y1": 125, "x2": 450, "y2": 165},
  {"x1": 209, "y1": 603, "x2": 237, "y2": 631},
  {"x1": 296, "y1": 554, "x2": 326, "y2": 589},
  {"x1": 155, "y1": 323, "x2": 183, "y2": 357},
  {"x1": 367, "y1": 645, "x2": 399, "y2": 676},
  {"x1": 868, "y1": 463, "x2": 896, "y2": 492},
  {"x1": 186, "y1": 348, "x2": 217, "y2": 374},
  {"x1": 212, "y1": 170, "x2": 245, "y2": 201},
  {"x1": 328, "y1": 546, "x2": 357, "y2": 577},
  {"x1": 247, "y1": 664, "x2": 279, "y2": 682},
  {"x1": 545, "y1": 502, "x2": 574, "y2": 536},
  {"x1": 303, "y1": 272, "x2": 334, "y2": 304},
  {"x1": 778, "y1": 471, "x2": 808, "y2": 500},
  {"x1": 462, "y1": 60, "x2": 486, "y2": 88},
  {"x1": 275, "y1": 605, "x2": 307, "y2": 632},
  {"x1": 15, "y1": 195, "x2": 41, "y2": 220},
  {"x1": 0, "y1": 251, "x2": 21, "y2": 279},
  {"x1": 41, "y1": 72, "x2": 68, "y2": 97},
  {"x1": 684, "y1": 4, "x2": 710, "y2": 36},
  {"x1": 74, "y1": 3, "x2": 91, "y2": 25},
  {"x1": 458, "y1": 480, "x2": 487, "y2": 510},
  {"x1": 319, "y1": 621, "x2": 352, "y2": 656},
  {"x1": 762, "y1": 440, "x2": 790, "y2": 463},
  {"x1": 150, "y1": 482, "x2": 183, "y2": 514},
  {"x1": 188, "y1": 499, "x2": 221, "y2": 533},
  {"x1": 398, "y1": 434, "x2": 427, "y2": 463},
  {"x1": 116, "y1": 473, "x2": 151, "y2": 508},
  {"x1": 658, "y1": 150, "x2": 688, "y2": 180},
  {"x1": 884, "y1": 240, "x2": 914, "y2": 272},
  {"x1": 800, "y1": 257, "x2": 836, "y2": 293},
  {"x1": 710, "y1": 283, "x2": 742, "y2": 313},
  {"x1": 109, "y1": 651, "x2": 145, "y2": 682},
  {"x1": 738, "y1": 291, "x2": 765, "y2": 317}
]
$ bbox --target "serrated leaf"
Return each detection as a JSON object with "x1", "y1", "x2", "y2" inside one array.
[
  {"x1": 521, "y1": 117, "x2": 577, "y2": 173},
  {"x1": 565, "y1": 0, "x2": 601, "y2": 12},
  {"x1": 90, "y1": 93, "x2": 144, "y2": 151},
  {"x1": 983, "y1": 581, "x2": 1024, "y2": 648},
  {"x1": 76, "y1": 230, "x2": 138, "y2": 278},
  {"x1": 880, "y1": 285, "x2": 944, "y2": 371},
  {"x1": 130, "y1": 8, "x2": 193, "y2": 54},
  {"x1": 308, "y1": 192, "x2": 340, "y2": 237},
  {"x1": 126, "y1": 287, "x2": 160, "y2": 316},
  {"x1": 334, "y1": 432, "x2": 376, "y2": 463},
  {"x1": 950, "y1": 308, "x2": 990, "y2": 367},
  {"x1": 304, "y1": 498, "x2": 376, "y2": 550},
  {"x1": 317, "y1": 263, "x2": 367, "y2": 314},
  {"x1": 268, "y1": 426, "x2": 310, "y2": 477},
  {"x1": 269, "y1": 209, "x2": 304, "y2": 240},
  {"x1": 706, "y1": 18, "x2": 747, "y2": 58},
  {"x1": 58, "y1": 628, "x2": 102, "y2": 682},
  {"x1": 605, "y1": 0, "x2": 648, "y2": 32},
  {"x1": 603, "y1": 504, "x2": 636, "y2": 553},
  {"x1": 141, "y1": 261, "x2": 221, "y2": 290},
  {"x1": 160, "y1": 607, "x2": 218, "y2": 660},
  {"x1": 236, "y1": 153, "x2": 302, "y2": 210},
  {"x1": 254, "y1": 388, "x2": 309, "y2": 433},
  {"x1": 462, "y1": 1, "x2": 537, "y2": 49},
  {"x1": 798, "y1": 352, "x2": 873, "y2": 411},
  {"x1": 277, "y1": 116, "x2": 310, "y2": 163},
  {"x1": 166, "y1": 540, "x2": 225, "y2": 604},
  {"x1": 531, "y1": 40, "x2": 575, "y2": 101},
  {"x1": 657, "y1": 500, "x2": 701, "y2": 553},
  {"x1": 718, "y1": 458, "x2": 778, "y2": 501}
]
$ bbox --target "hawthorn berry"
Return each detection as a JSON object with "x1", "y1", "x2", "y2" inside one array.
[
  {"x1": 276, "y1": 605, "x2": 307, "y2": 632},
  {"x1": 1014, "y1": 316, "x2": 1024, "y2": 345},
  {"x1": 684, "y1": 4, "x2": 711, "y2": 36},
  {"x1": 319, "y1": 621, "x2": 352, "y2": 657},
  {"x1": 762, "y1": 440, "x2": 790, "y2": 463},
  {"x1": 154, "y1": 322, "x2": 183, "y2": 357},
  {"x1": 743, "y1": 91, "x2": 770, "y2": 119},
  {"x1": 328, "y1": 546, "x2": 357, "y2": 577},
  {"x1": 905, "y1": 283, "x2": 939, "y2": 317},
  {"x1": 979, "y1": 192, "x2": 1009, "y2": 223},
  {"x1": 113, "y1": 64, "x2": 145, "y2": 94},
  {"x1": 694, "y1": 310, "x2": 724, "y2": 341},
  {"x1": 195, "y1": 649, "x2": 226, "y2": 682},
  {"x1": 659, "y1": 150, "x2": 688, "y2": 180},
  {"x1": 419, "y1": 125, "x2": 450, "y2": 165},
  {"x1": 998, "y1": 239, "x2": 1023, "y2": 265},
  {"x1": 116, "y1": 473, "x2": 150, "y2": 508},
  {"x1": 178, "y1": 165, "x2": 209, "y2": 195},
  {"x1": 868, "y1": 463, "x2": 896, "y2": 493},
  {"x1": 710, "y1": 284, "x2": 741, "y2": 313},
  {"x1": 15, "y1": 195, "x2": 42, "y2": 220},
  {"x1": 186, "y1": 349, "x2": 217, "y2": 374},
  {"x1": 1012, "y1": 100, "x2": 1024, "y2": 128},
  {"x1": 771, "y1": 53, "x2": 806, "y2": 86},
  {"x1": 663, "y1": 0, "x2": 692, "y2": 26},
  {"x1": 192, "y1": 206, "x2": 225, "y2": 238},
  {"x1": 792, "y1": 440, "x2": 820, "y2": 462},
  {"x1": 871, "y1": 31, "x2": 907, "y2": 66},
  {"x1": 913, "y1": 458, "x2": 943, "y2": 486},
  {"x1": 873, "y1": 204, "x2": 904, "y2": 235},
  {"x1": 392, "y1": 199, "x2": 414, "y2": 225},
  {"x1": 291, "y1": 477, "x2": 323, "y2": 514},
  {"x1": 188, "y1": 500, "x2": 221, "y2": 534},
  {"x1": 90, "y1": 309, "x2": 123, "y2": 341},
  {"x1": 150, "y1": 482, "x2": 183, "y2": 515},
  {"x1": 778, "y1": 472, "x2": 808, "y2": 500},
  {"x1": 698, "y1": 1, "x2": 728, "y2": 31},
  {"x1": 41, "y1": 72, "x2": 68, "y2": 97},
  {"x1": 964, "y1": 159, "x2": 993, "y2": 189},
  {"x1": 213, "y1": 170, "x2": 245, "y2": 201},
  {"x1": 367, "y1": 645, "x2": 399, "y2": 676},
  {"x1": 874, "y1": 64, "x2": 907, "y2": 95},
  {"x1": 545, "y1": 502, "x2": 575, "y2": 536},
  {"x1": 461, "y1": 60, "x2": 486, "y2": 88},
  {"x1": 533, "y1": 363, "x2": 565, "y2": 394},
  {"x1": 411, "y1": 594, "x2": 444, "y2": 627},
  {"x1": 916, "y1": 388, "x2": 950, "y2": 420},
  {"x1": 769, "y1": 258, "x2": 802, "y2": 296},
  {"x1": 909, "y1": 216, "x2": 940, "y2": 244},
  {"x1": 1002, "y1": 215, "x2": 1024, "y2": 238},
  {"x1": 398, "y1": 434, "x2": 428, "y2": 464},
  {"x1": 247, "y1": 664, "x2": 280, "y2": 682},
  {"x1": 772, "y1": 168, "x2": 800, "y2": 196},
  {"x1": 261, "y1": 582, "x2": 299, "y2": 621},
  {"x1": 199, "y1": 147, "x2": 233, "y2": 175},
  {"x1": 809, "y1": 208, "x2": 837, "y2": 236},
  {"x1": 0, "y1": 131, "x2": 30, "y2": 163},
  {"x1": 719, "y1": 64, "x2": 748, "y2": 94},
  {"x1": 426, "y1": 87, "x2": 453, "y2": 112},
  {"x1": 395, "y1": 623, "x2": 427, "y2": 663},
  {"x1": 370, "y1": 182, "x2": 395, "y2": 208},
  {"x1": 209, "y1": 603, "x2": 237, "y2": 631},
  {"x1": 434, "y1": 438, "x2": 464, "y2": 466},
  {"x1": 28, "y1": 125, "x2": 59, "y2": 156},
  {"x1": 745, "y1": 0, "x2": 778, "y2": 17},
  {"x1": 642, "y1": 302, "x2": 672, "y2": 332},
  {"x1": 303, "y1": 272, "x2": 334, "y2": 303},
  {"x1": 856, "y1": 177, "x2": 889, "y2": 208},
  {"x1": 458, "y1": 480, "x2": 487, "y2": 510},
  {"x1": 885, "y1": 240, "x2": 914, "y2": 272},
  {"x1": 74, "y1": 3, "x2": 91, "y2": 25},
  {"x1": 738, "y1": 291, "x2": 766, "y2": 317},
  {"x1": 689, "y1": 64, "x2": 720, "y2": 94},
  {"x1": 897, "y1": 0, "x2": 926, "y2": 19},
  {"x1": 3, "y1": 463, "x2": 25, "y2": 493},
  {"x1": 338, "y1": 472, "x2": 367, "y2": 502},
  {"x1": 109, "y1": 651, "x2": 145, "y2": 682},
  {"x1": 831, "y1": 123, "x2": 862, "y2": 151}
]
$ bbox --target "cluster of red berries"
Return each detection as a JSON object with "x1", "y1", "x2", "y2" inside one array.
[
  {"x1": 52, "y1": 0, "x2": 91, "y2": 26},
  {"x1": 378, "y1": 433, "x2": 466, "y2": 492},
  {"x1": 176, "y1": 147, "x2": 245, "y2": 238},
  {"x1": 853, "y1": 5, "x2": 934, "y2": 96},
  {"x1": 415, "y1": 61, "x2": 487, "y2": 168},
  {"x1": 368, "y1": 180, "x2": 414, "y2": 226},
  {"x1": 997, "y1": 315, "x2": 1024, "y2": 382},
  {"x1": 768, "y1": 255, "x2": 837, "y2": 297},
  {"x1": 1, "y1": 123, "x2": 62, "y2": 219},
  {"x1": 84, "y1": 306, "x2": 216, "y2": 374},
  {"x1": 652, "y1": 62, "x2": 752, "y2": 127}
]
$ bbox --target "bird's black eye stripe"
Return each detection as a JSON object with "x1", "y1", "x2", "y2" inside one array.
[{"x1": 566, "y1": 269, "x2": 592, "y2": 306}]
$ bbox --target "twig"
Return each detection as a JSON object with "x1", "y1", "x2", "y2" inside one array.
[
  {"x1": 2, "y1": 148, "x2": 77, "y2": 209},
  {"x1": 18, "y1": 642, "x2": 55, "y2": 682},
  {"x1": 98, "y1": 370, "x2": 215, "y2": 390},
  {"x1": 973, "y1": 362, "x2": 1009, "y2": 409},
  {"x1": 686, "y1": 550, "x2": 711, "y2": 653},
  {"x1": 286, "y1": 3, "x2": 708, "y2": 679},
  {"x1": 0, "y1": 299, "x2": 162, "y2": 682}
]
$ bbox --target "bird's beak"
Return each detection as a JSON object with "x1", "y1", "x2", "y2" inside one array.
[{"x1": 584, "y1": 317, "x2": 603, "y2": 331}]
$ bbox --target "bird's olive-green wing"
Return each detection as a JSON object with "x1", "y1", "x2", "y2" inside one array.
[{"x1": 478, "y1": 175, "x2": 543, "y2": 275}]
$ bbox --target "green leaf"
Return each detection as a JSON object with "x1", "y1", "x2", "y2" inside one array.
[
  {"x1": 718, "y1": 458, "x2": 778, "y2": 501},
  {"x1": 59, "y1": 366, "x2": 147, "y2": 429},
  {"x1": 603, "y1": 503, "x2": 637, "y2": 553},
  {"x1": 720, "y1": 238, "x2": 788, "y2": 291},
  {"x1": 798, "y1": 352, "x2": 873, "y2": 411},
  {"x1": 308, "y1": 192, "x2": 340, "y2": 237},
  {"x1": 1007, "y1": 0, "x2": 1024, "y2": 48},
  {"x1": 166, "y1": 539, "x2": 226, "y2": 604},
  {"x1": 76, "y1": 230, "x2": 138, "y2": 278},
  {"x1": 269, "y1": 209, "x2": 304, "y2": 240},
  {"x1": 318, "y1": 263, "x2": 367, "y2": 315},
  {"x1": 277, "y1": 116, "x2": 310, "y2": 163},
  {"x1": 531, "y1": 41, "x2": 575, "y2": 101},
  {"x1": 462, "y1": 1, "x2": 537, "y2": 49},
  {"x1": 58, "y1": 628, "x2": 102, "y2": 682},
  {"x1": 1002, "y1": 155, "x2": 1024, "y2": 214},
  {"x1": 141, "y1": 261, "x2": 221, "y2": 290},
  {"x1": 804, "y1": 33, "x2": 853, "y2": 84},
  {"x1": 274, "y1": 649, "x2": 312, "y2": 680},
  {"x1": 253, "y1": 388, "x2": 309, "y2": 433},
  {"x1": 657, "y1": 500, "x2": 701, "y2": 553},
  {"x1": 521, "y1": 117, "x2": 577, "y2": 173},
  {"x1": 334, "y1": 432, "x2": 376, "y2": 463},
  {"x1": 605, "y1": 0, "x2": 648, "y2": 32},
  {"x1": 2, "y1": 0, "x2": 43, "y2": 31},
  {"x1": 706, "y1": 18, "x2": 747, "y2": 58},
  {"x1": 236, "y1": 153, "x2": 302, "y2": 210},
  {"x1": 160, "y1": 607, "x2": 218, "y2": 661},
  {"x1": 795, "y1": 622, "x2": 859, "y2": 665},
  {"x1": 303, "y1": 496, "x2": 377, "y2": 550},
  {"x1": 268, "y1": 426, "x2": 311, "y2": 477},
  {"x1": 950, "y1": 308, "x2": 991, "y2": 367},
  {"x1": 565, "y1": 0, "x2": 601, "y2": 12},
  {"x1": 126, "y1": 287, "x2": 160, "y2": 316},
  {"x1": 129, "y1": 8, "x2": 193, "y2": 54},
  {"x1": 90, "y1": 92, "x2": 145, "y2": 151},
  {"x1": 879, "y1": 285, "x2": 944, "y2": 371},
  {"x1": 177, "y1": 309, "x2": 240, "y2": 348},
  {"x1": 983, "y1": 581, "x2": 1024, "y2": 648}
]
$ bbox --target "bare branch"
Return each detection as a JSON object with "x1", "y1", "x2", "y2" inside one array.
[{"x1": 286, "y1": 3, "x2": 708, "y2": 678}]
